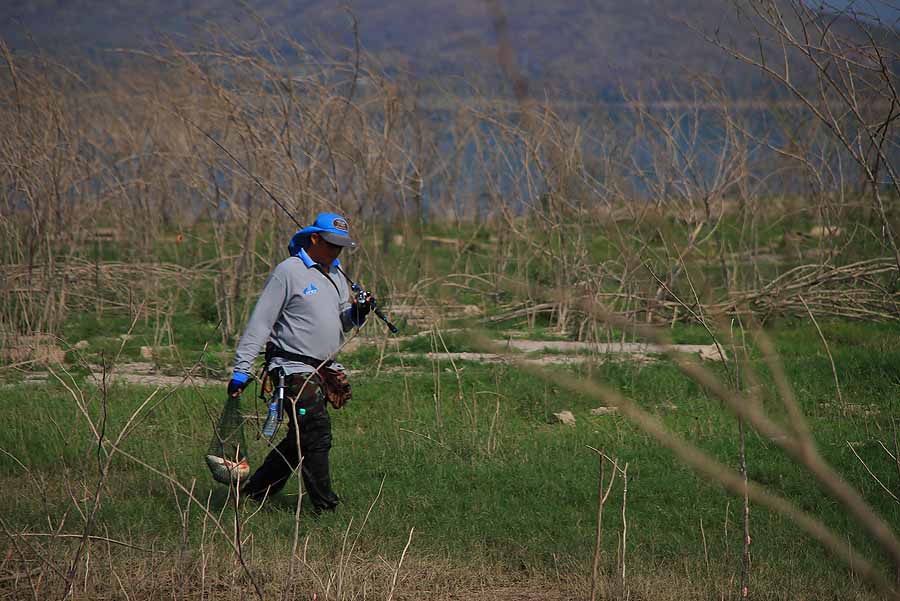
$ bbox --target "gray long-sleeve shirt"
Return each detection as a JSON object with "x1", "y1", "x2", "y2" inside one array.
[{"x1": 232, "y1": 249, "x2": 352, "y2": 377}]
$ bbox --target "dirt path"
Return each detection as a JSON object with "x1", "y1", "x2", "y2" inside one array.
[{"x1": 6, "y1": 341, "x2": 722, "y2": 387}]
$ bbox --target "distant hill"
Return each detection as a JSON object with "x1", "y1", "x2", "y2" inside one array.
[{"x1": 1, "y1": 1, "x2": 895, "y2": 98}]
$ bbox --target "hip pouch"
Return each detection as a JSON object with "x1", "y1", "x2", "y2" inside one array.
[{"x1": 321, "y1": 367, "x2": 351, "y2": 409}]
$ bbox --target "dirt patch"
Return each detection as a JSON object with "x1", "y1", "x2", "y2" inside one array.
[
  {"x1": 500, "y1": 340, "x2": 722, "y2": 357},
  {"x1": 0, "y1": 334, "x2": 65, "y2": 365},
  {"x1": 87, "y1": 362, "x2": 219, "y2": 388},
  {"x1": 4, "y1": 339, "x2": 720, "y2": 387},
  {"x1": 394, "y1": 341, "x2": 722, "y2": 365},
  {"x1": 396, "y1": 351, "x2": 601, "y2": 365}
]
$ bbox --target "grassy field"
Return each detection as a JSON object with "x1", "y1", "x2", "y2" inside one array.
[
  {"x1": 3, "y1": 207, "x2": 899, "y2": 601},
  {"x1": 3, "y1": 312, "x2": 899, "y2": 600}
]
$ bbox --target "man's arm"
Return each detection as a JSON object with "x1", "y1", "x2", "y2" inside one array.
[
  {"x1": 338, "y1": 275, "x2": 356, "y2": 332},
  {"x1": 232, "y1": 271, "x2": 288, "y2": 380},
  {"x1": 340, "y1": 305, "x2": 357, "y2": 332}
]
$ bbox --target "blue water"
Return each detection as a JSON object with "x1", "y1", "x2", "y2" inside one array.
[{"x1": 398, "y1": 101, "x2": 896, "y2": 219}]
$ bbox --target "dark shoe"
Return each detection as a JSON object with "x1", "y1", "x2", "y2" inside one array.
[
  {"x1": 306, "y1": 491, "x2": 340, "y2": 517},
  {"x1": 313, "y1": 490, "x2": 340, "y2": 512}
]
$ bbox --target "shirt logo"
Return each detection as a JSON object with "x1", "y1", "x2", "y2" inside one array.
[{"x1": 303, "y1": 282, "x2": 319, "y2": 296}]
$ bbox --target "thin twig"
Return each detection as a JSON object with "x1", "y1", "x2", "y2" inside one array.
[
  {"x1": 386, "y1": 527, "x2": 415, "y2": 601},
  {"x1": 799, "y1": 294, "x2": 844, "y2": 407},
  {"x1": 847, "y1": 442, "x2": 900, "y2": 504}
]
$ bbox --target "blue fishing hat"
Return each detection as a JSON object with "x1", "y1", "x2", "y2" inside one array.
[{"x1": 288, "y1": 212, "x2": 357, "y2": 255}]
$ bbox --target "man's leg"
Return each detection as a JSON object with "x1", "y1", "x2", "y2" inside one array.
[
  {"x1": 300, "y1": 412, "x2": 339, "y2": 511},
  {"x1": 282, "y1": 372, "x2": 339, "y2": 511},
  {"x1": 242, "y1": 371, "x2": 339, "y2": 509},
  {"x1": 241, "y1": 371, "x2": 316, "y2": 501},
  {"x1": 241, "y1": 420, "x2": 299, "y2": 501}
]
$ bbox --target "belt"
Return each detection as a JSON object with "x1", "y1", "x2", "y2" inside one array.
[{"x1": 265, "y1": 342, "x2": 333, "y2": 369}]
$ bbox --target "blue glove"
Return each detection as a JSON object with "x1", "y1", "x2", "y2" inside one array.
[{"x1": 228, "y1": 372, "x2": 250, "y2": 397}]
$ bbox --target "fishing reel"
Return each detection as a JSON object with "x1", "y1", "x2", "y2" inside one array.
[
  {"x1": 349, "y1": 281, "x2": 398, "y2": 333},
  {"x1": 354, "y1": 286, "x2": 372, "y2": 306}
]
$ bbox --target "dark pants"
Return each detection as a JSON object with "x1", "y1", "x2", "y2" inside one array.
[{"x1": 242, "y1": 371, "x2": 340, "y2": 511}]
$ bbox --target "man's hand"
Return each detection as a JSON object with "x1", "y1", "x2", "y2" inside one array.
[
  {"x1": 351, "y1": 292, "x2": 375, "y2": 325},
  {"x1": 228, "y1": 372, "x2": 250, "y2": 397}
]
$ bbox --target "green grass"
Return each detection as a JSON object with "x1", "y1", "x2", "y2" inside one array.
[
  {"x1": 2, "y1": 319, "x2": 899, "y2": 599},
  {"x1": 5, "y1": 213, "x2": 899, "y2": 597}
]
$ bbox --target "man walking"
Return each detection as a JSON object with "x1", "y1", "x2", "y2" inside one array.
[{"x1": 226, "y1": 212, "x2": 372, "y2": 511}]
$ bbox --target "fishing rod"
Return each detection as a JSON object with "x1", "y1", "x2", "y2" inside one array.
[
  {"x1": 179, "y1": 110, "x2": 399, "y2": 334},
  {"x1": 179, "y1": 111, "x2": 303, "y2": 230}
]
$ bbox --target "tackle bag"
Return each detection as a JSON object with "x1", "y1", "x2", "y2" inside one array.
[{"x1": 322, "y1": 366, "x2": 352, "y2": 409}]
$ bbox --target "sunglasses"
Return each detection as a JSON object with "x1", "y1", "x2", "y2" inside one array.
[{"x1": 313, "y1": 233, "x2": 344, "y2": 250}]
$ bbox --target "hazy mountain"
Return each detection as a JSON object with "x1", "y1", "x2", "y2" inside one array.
[{"x1": 2, "y1": 1, "x2": 895, "y2": 98}]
